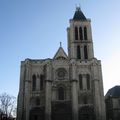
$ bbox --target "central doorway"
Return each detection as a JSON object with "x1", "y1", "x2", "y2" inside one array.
[
  {"x1": 52, "y1": 101, "x2": 72, "y2": 120},
  {"x1": 29, "y1": 107, "x2": 44, "y2": 120},
  {"x1": 79, "y1": 106, "x2": 95, "y2": 120}
]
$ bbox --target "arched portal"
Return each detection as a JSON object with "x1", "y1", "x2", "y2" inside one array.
[
  {"x1": 79, "y1": 106, "x2": 95, "y2": 120},
  {"x1": 52, "y1": 102, "x2": 72, "y2": 120},
  {"x1": 29, "y1": 107, "x2": 44, "y2": 120}
]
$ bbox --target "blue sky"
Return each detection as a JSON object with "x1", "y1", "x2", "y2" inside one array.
[{"x1": 0, "y1": 0, "x2": 120, "y2": 97}]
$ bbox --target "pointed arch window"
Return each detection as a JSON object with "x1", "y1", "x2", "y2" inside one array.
[
  {"x1": 36, "y1": 97, "x2": 40, "y2": 106},
  {"x1": 58, "y1": 87, "x2": 64, "y2": 100},
  {"x1": 75, "y1": 27, "x2": 78, "y2": 40},
  {"x1": 32, "y1": 74, "x2": 36, "y2": 91},
  {"x1": 40, "y1": 75, "x2": 44, "y2": 90},
  {"x1": 77, "y1": 45, "x2": 81, "y2": 59},
  {"x1": 79, "y1": 74, "x2": 83, "y2": 90},
  {"x1": 86, "y1": 74, "x2": 90, "y2": 90},
  {"x1": 84, "y1": 45, "x2": 88, "y2": 59},
  {"x1": 79, "y1": 27, "x2": 83, "y2": 40},
  {"x1": 83, "y1": 96, "x2": 88, "y2": 104},
  {"x1": 84, "y1": 27, "x2": 88, "y2": 40}
]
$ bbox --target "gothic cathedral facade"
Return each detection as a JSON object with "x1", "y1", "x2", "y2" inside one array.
[{"x1": 17, "y1": 8, "x2": 106, "y2": 120}]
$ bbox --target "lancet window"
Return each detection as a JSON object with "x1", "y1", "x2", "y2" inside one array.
[
  {"x1": 32, "y1": 74, "x2": 36, "y2": 91},
  {"x1": 79, "y1": 27, "x2": 83, "y2": 40},
  {"x1": 79, "y1": 74, "x2": 83, "y2": 90},
  {"x1": 77, "y1": 45, "x2": 81, "y2": 59},
  {"x1": 40, "y1": 75, "x2": 44, "y2": 90},
  {"x1": 84, "y1": 27, "x2": 88, "y2": 40},
  {"x1": 58, "y1": 87, "x2": 64, "y2": 100},
  {"x1": 84, "y1": 45, "x2": 88, "y2": 59},
  {"x1": 75, "y1": 27, "x2": 78, "y2": 40}
]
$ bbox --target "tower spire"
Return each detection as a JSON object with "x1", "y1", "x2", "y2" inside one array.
[
  {"x1": 75, "y1": 3, "x2": 81, "y2": 11},
  {"x1": 73, "y1": 4, "x2": 86, "y2": 21}
]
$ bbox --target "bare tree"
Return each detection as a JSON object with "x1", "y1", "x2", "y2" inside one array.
[{"x1": 0, "y1": 93, "x2": 16, "y2": 118}]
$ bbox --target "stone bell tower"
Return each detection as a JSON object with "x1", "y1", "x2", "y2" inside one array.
[
  {"x1": 67, "y1": 7, "x2": 94, "y2": 60},
  {"x1": 67, "y1": 7, "x2": 106, "y2": 120}
]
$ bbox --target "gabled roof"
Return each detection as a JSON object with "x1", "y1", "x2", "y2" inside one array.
[
  {"x1": 105, "y1": 86, "x2": 120, "y2": 97},
  {"x1": 73, "y1": 7, "x2": 87, "y2": 21},
  {"x1": 53, "y1": 47, "x2": 68, "y2": 60}
]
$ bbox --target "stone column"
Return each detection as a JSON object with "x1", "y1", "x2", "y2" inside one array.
[
  {"x1": 17, "y1": 63, "x2": 25, "y2": 120},
  {"x1": 25, "y1": 63, "x2": 31, "y2": 120},
  {"x1": 93, "y1": 64, "x2": 101, "y2": 120},
  {"x1": 94, "y1": 79, "x2": 101, "y2": 120},
  {"x1": 71, "y1": 43, "x2": 76, "y2": 59},
  {"x1": 71, "y1": 61, "x2": 78, "y2": 120},
  {"x1": 45, "y1": 62, "x2": 52, "y2": 120},
  {"x1": 98, "y1": 64, "x2": 106, "y2": 120}
]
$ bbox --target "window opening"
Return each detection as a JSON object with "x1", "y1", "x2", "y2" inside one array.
[
  {"x1": 79, "y1": 74, "x2": 83, "y2": 90},
  {"x1": 32, "y1": 75, "x2": 36, "y2": 91},
  {"x1": 77, "y1": 45, "x2": 81, "y2": 59},
  {"x1": 84, "y1": 27, "x2": 88, "y2": 40},
  {"x1": 84, "y1": 45, "x2": 88, "y2": 59},
  {"x1": 58, "y1": 87, "x2": 64, "y2": 100},
  {"x1": 79, "y1": 27, "x2": 83, "y2": 40},
  {"x1": 75, "y1": 27, "x2": 78, "y2": 40},
  {"x1": 40, "y1": 75, "x2": 44, "y2": 90},
  {"x1": 36, "y1": 97, "x2": 40, "y2": 106}
]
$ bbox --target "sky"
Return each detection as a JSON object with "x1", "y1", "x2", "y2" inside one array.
[{"x1": 0, "y1": 0, "x2": 120, "y2": 97}]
